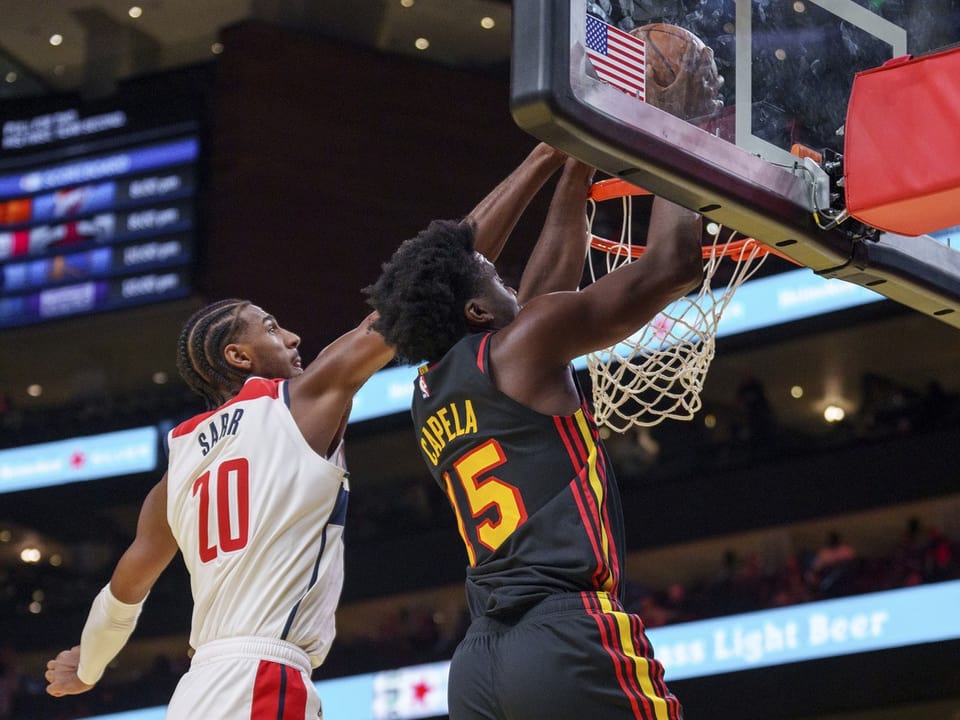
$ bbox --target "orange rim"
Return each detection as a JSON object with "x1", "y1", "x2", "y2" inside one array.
[
  {"x1": 590, "y1": 234, "x2": 773, "y2": 260},
  {"x1": 589, "y1": 178, "x2": 653, "y2": 203},
  {"x1": 588, "y1": 178, "x2": 799, "y2": 263}
]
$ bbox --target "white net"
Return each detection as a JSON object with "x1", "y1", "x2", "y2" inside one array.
[{"x1": 585, "y1": 187, "x2": 772, "y2": 431}]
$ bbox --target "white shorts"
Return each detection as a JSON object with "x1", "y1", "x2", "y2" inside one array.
[{"x1": 165, "y1": 637, "x2": 322, "y2": 720}]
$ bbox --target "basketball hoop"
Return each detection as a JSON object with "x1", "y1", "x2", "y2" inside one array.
[{"x1": 584, "y1": 178, "x2": 790, "y2": 431}]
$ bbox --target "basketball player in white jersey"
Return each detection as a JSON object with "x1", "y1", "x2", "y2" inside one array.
[{"x1": 43, "y1": 142, "x2": 569, "y2": 719}]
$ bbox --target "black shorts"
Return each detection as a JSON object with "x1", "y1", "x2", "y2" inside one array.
[{"x1": 447, "y1": 591, "x2": 683, "y2": 720}]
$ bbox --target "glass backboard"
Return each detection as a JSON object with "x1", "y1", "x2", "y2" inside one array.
[{"x1": 510, "y1": 0, "x2": 960, "y2": 328}]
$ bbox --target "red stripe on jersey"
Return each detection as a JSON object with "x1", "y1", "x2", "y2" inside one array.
[
  {"x1": 581, "y1": 593, "x2": 652, "y2": 720},
  {"x1": 573, "y1": 406, "x2": 622, "y2": 595},
  {"x1": 588, "y1": 431, "x2": 622, "y2": 596},
  {"x1": 553, "y1": 414, "x2": 579, "y2": 462},
  {"x1": 556, "y1": 415, "x2": 610, "y2": 589},
  {"x1": 629, "y1": 612, "x2": 678, "y2": 716},
  {"x1": 172, "y1": 378, "x2": 282, "y2": 437},
  {"x1": 251, "y1": 660, "x2": 308, "y2": 720},
  {"x1": 580, "y1": 395, "x2": 598, "y2": 423},
  {"x1": 569, "y1": 478, "x2": 610, "y2": 588},
  {"x1": 476, "y1": 333, "x2": 491, "y2": 372},
  {"x1": 563, "y1": 412, "x2": 591, "y2": 460}
]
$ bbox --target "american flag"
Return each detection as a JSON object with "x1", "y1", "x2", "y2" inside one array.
[{"x1": 585, "y1": 14, "x2": 646, "y2": 100}]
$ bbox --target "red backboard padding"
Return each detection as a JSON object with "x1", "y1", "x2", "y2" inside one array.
[{"x1": 845, "y1": 47, "x2": 960, "y2": 236}]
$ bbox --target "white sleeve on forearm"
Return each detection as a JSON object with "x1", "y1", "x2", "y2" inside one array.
[{"x1": 76, "y1": 584, "x2": 147, "y2": 685}]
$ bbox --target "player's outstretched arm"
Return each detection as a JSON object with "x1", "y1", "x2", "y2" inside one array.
[
  {"x1": 465, "y1": 143, "x2": 566, "y2": 261},
  {"x1": 46, "y1": 475, "x2": 177, "y2": 697},
  {"x1": 287, "y1": 311, "x2": 395, "y2": 457},
  {"x1": 502, "y1": 197, "x2": 703, "y2": 371},
  {"x1": 489, "y1": 197, "x2": 701, "y2": 416},
  {"x1": 517, "y1": 157, "x2": 595, "y2": 303}
]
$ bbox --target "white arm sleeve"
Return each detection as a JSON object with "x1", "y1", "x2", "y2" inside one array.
[{"x1": 76, "y1": 583, "x2": 147, "y2": 685}]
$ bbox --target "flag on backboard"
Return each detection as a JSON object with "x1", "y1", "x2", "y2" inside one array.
[{"x1": 585, "y1": 14, "x2": 646, "y2": 100}]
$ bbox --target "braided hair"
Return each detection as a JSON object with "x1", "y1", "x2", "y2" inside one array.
[
  {"x1": 176, "y1": 299, "x2": 252, "y2": 409},
  {"x1": 366, "y1": 219, "x2": 484, "y2": 364}
]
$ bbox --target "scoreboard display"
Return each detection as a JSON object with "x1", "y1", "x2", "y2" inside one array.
[{"x1": 0, "y1": 92, "x2": 202, "y2": 329}]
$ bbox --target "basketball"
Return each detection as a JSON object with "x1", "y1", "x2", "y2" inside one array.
[
  {"x1": 628, "y1": 23, "x2": 723, "y2": 121},
  {"x1": 630, "y1": 23, "x2": 698, "y2": 87}
]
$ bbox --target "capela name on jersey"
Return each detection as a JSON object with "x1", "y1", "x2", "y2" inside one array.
[{"x1": 419, "y1": 399, "x2": 477, "y2": 466}]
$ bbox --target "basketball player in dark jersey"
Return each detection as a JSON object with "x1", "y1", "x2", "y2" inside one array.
[{"x1": 366, "y1": 152, "x2": 702, "y2": 719}]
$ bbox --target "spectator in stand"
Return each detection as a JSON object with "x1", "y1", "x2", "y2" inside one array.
[
  {"x1": 660, "y1": 582, "x2": 695, "y2": 624},
  {"x1": 767, "y1": 552, "x2": 814, "y2": 608},
  {"x1": 924, "y1": 526, "x2": 956, "y2": 582},
  {"x1": 807, "y1": 531, "x2": 858, "y2": 597},
  {"x1": 891, "y1": 516, "x2": 927, "y2": 586},
  {"x1": 728, "y1": 376, "x2": 779, "y2": 455}
]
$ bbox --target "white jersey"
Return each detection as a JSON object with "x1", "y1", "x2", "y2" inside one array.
[{"x1": 166, "y1": 376, "x2": 347, "y2": 669}]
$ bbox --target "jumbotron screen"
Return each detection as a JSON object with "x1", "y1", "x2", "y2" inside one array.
[{"x1": 0, "y1": 92, "x2": 202, "y2": 329}]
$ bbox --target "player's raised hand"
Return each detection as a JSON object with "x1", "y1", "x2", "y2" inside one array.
[{"x1": 45, "y1": 646, "x2": 95, "y2": 697}]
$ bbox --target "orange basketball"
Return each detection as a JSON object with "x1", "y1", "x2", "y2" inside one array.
[
  {"x1": 629, "y1": 23, "x2": 702, "y2": 87},
  {"x1": 628, "y1": 23, "x2": 723, "y2": 121}
]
